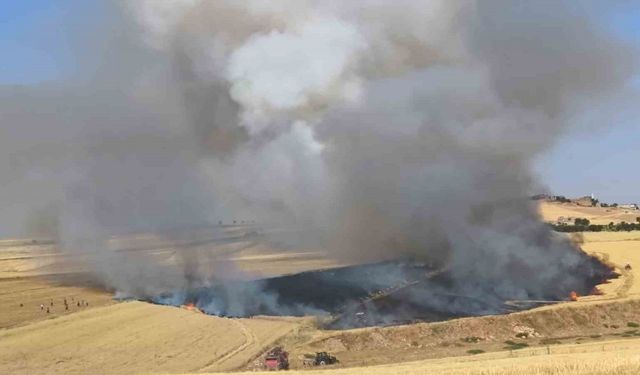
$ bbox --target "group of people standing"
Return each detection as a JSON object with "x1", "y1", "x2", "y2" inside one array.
[{"x1": 29, "y1": 296, "x2": 90, "y2": 314}]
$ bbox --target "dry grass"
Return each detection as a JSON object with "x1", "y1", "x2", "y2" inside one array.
[
  {"x1": 581, "y1": 232, "x2": 640, "y2": 243},
  {"x1": 195, "y1": 339, "x2": 640, "y2": 375},
  {"x1": 580, "y1": 232, "x2": 640, "y2": 299},
  {"x1": 0, "y1": 276, "x2": 114, "y2": 328},
  {"x1": 268, "y1": 227, "x2": 640, "y2": 371},
  {"x1": 2, "y1": 225, "x2": 640, "y2": 375},
  {"x1": 0, "y1": 301, "x2": 298, "y2": 375},
  {"x1": 538, "y1": 201, "x2": 640, "y2": 225},
  {"x1": 0, "y1": 235, "x2": 316, "y2": 375},
  {"x1": 0, "y1": 233, "x2": 340, "y2": 281}
]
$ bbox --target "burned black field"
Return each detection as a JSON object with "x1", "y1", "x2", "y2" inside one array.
[{"x1": 150, "y1": 253, "x2": 616, "y2": 329}]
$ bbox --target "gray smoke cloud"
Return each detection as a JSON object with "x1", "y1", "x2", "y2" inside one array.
[{"x1": 0, "y1": 1, "x2": 637, "y2": 313}]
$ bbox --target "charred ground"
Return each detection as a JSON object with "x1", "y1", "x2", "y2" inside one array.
[{"x1": 149, "y1": 251, "x2": 616, "y2": 329}]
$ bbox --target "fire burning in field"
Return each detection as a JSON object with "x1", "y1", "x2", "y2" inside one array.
[
  {"x1": 182, "y1": 302, "x2": 202, "y2": 313},
  {"x1": 569, "y1": 291, "x2": 578, "y2": 301},
  {"x1": 3, "y1": 1, "x2": 633, "y2": 334},
  {"x1": 149, "y1": 254, "x2": 616, "y2": 329}
]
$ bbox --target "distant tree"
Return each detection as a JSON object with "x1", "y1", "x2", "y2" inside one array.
[
  {"x1": 575, "y1": 218, "x2": 591, "y2": 226},
  {"x1": 550, "y1": 218, "x2": 640, "y2": 233},
  {"x1": 612, "y1": 203, "x2": 619, "y2": 207},
  {"x1": 620, "y1": 222, "x2": 635, "y2": 231}
]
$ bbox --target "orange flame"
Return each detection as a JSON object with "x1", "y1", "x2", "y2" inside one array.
[
  {"x1": 569, "y1": 291, "x2": 578, "y2": 301},
  {"x1": 181, "y1": 302, "x2": 203, "y2": 314}
]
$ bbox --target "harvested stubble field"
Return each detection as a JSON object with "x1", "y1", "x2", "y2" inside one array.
[
  {"x1": 251, "y1": 225, "x2": 640, "y2": 372},
  {"x1": 0, "y1": 300, "x2": 299, "y2": 375},
  {"x1": 0, "y1": 234, "x2": 316, "y2": 375},
  {"x1": 538, "y1": 201, "x2": 640, "y2": 225},
  {"x1": 198, "y1": 343, "x2": 640, "y2": 374},
  {"x1": 2, "y1": 216, "x2": 640, "y2": 375}
]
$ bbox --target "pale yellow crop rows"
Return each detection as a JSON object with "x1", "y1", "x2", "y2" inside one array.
[
  {"x1": 538, "y1": 201, "x2": 640, "y2": 225},
  {"x1": 197, "y1": 339, "x2": 640, "y2": 375},
  {"x1": 0, "y1": 301, "x2": 298, "y2": 375}
]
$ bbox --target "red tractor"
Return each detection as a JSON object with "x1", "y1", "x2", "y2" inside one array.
[{"x1": 264, "y1": 346, "x2": 289, "y2": 371}]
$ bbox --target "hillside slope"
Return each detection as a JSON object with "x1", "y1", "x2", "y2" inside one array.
[
  {"x1": 0, "y1": 301, "x2": 298, "y2": 375},
  {"x1": 538, "y1": 201, "x2": 640, "y2": 225},
  {"x1": 195, "y1": 337, "x2": 640, "y2": 375}
]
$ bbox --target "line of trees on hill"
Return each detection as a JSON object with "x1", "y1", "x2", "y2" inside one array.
[
  {"x1": 551, "y1": 217, "x2": 640, "y2": 232},
  {"x1": 600, "y1": 203, "x2": 619, "y2": 208}
]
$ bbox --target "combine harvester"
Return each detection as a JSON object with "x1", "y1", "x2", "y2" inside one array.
[{"x1": 264, "y1": 346, "x2": 289, "y2": 371}]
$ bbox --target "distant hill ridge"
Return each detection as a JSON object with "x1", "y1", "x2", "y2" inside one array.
[{"x1": 532, "y1": 194, "x2": 638, "y2": 209}]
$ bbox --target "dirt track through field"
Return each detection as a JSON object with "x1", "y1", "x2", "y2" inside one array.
[
  {"x1": 195, "y1": 337, "x2": 640, "y2": 374},
  {"x1": 198, "y1": 319, "x2": 257, "y2": 371},
  {"x1": 0, "y1": 232, "x2": 324, "y2": 375},
  {"x1": 2, "y1": 218, "x2": 640, "y2": 374},
  {"x1": 0, "y1": 301, "x2": 298, "y2": 375}
]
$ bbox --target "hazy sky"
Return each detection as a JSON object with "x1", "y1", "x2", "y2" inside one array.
[
  {"x1": 1, "y1": 1, "x2": 639, "y2": 203},
  {"x1": 534, "y1": 2, "x2": 640, "y2": 204}
]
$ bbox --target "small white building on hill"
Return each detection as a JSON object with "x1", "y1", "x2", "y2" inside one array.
[{"x1": 619, "y1": 203, "x2": 639, "y2": 210}]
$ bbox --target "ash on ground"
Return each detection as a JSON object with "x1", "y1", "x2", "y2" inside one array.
[{"x1": 148, "y1": 256, "x2": 616, "y2": 329}]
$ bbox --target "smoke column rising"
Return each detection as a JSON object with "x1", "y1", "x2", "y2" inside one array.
[{"x1": 0, "y1": 1, "x2": 637, "y2": 313}]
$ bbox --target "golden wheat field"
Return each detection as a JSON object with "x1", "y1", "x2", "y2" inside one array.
[
  {"x1": 0, "y1": 236, "x2": 310, "y2": 375},
  {"x1": 538, "y1": 201, "x2": 640, "y2": 225},
  {"x1": 213, "y1": 222, "x2": 640, "y2": 374},
  {"x1": 0, "y1": 301, "x2": 299, "y2": 375},
  {"x1": 195, "y1": 339, "x2": 640, "y2": 375},
  {"x1": 1, "y1": 211, "x2": 640, "y2": 374}
]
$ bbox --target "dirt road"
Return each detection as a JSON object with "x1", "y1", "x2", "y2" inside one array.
[
  {"x1": 0, "y1": 301, "x2": 298, "y2": 375},
  {"x1": 196, "y1": 337, "x2": 640, "y2": 374},
  {"x1": 271, "y1": 230, "x2": 640, "y2": 370},
  {"x1": 2, "y1": 221, "x2": 640, "y2": 374},
  {"x1": 0, "y1": 232, "x2": 312, "y2": 375}
]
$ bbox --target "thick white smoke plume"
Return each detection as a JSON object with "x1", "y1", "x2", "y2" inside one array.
[{"x1": 0, "y1": 1, "x2": 637, "y2": 312}]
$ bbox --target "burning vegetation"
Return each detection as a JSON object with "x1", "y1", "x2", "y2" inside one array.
[
  {"x1": 0, "y1": 1, "x2": 635, "y2": 336},
  {"x1": 149, "y1": 251, "x2": 616, "y2": 329}
]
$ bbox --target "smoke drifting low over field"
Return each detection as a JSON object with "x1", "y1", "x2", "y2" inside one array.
[
  {"x1": 0, "y1": 2, "x2": 637, "y2": 320},
  {"x1": 150, "y1": 258, "x2": 615, "y2": 329}
]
